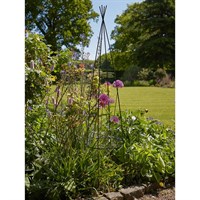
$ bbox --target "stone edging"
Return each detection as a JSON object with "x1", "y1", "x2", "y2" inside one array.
[{"x1": 92, "y1": 183, "x2": 160, "y2": 200}]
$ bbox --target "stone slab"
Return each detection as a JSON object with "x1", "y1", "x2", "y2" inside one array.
[
  {"x1": 104, "y1": 192, "x2": 124, "y2": 200},
  {"x1": 119, "y1": 186, "x2": 145, "y2": 199}
]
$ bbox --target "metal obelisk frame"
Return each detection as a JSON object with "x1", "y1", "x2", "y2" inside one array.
[
  {"x1": 87, "y1": 5, "x2": 124, "y2": 186},
  {"x1": 93, "y1": 5, "x2": 116, "y2": 126}
]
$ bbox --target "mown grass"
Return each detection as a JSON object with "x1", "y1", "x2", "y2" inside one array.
[{"x1": 111, "y1": 87, "x2": 175, "y2": 128}]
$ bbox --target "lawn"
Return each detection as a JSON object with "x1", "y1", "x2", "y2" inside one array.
[{"x1": 111, "y1": 87, "x2": 175, "y2": 128}]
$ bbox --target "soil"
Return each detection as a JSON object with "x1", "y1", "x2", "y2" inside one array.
[{"x1": 138, "y1": 187, "x2": 175, "y2": 200}]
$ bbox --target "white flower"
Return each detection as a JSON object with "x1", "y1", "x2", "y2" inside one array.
[{"x1": 131, "y1": 116, "x2": 136, "y2": 121}]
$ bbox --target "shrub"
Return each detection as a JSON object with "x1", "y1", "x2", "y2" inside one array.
[
  {"x1": 154, "y1": 68, "x2": 167, "y2": 82},
  {"x1": 157, "y1": 74, "x2": 175, "y2": 88},
  {"x1": 109, "y1": 110, "x2": 175, "y2": 185},
  {"x1": 25, "y1": 73, "x2": 125, "y2": 199},
  {"x1": 133, "y1": 80, "x2": 150, "y2": 87},
  {"x1": 25, "y1": 31, "x2": 56, "y2": 104},
  {"x1": 137, "y1": 68, "x2": 151, "y2": 80}
]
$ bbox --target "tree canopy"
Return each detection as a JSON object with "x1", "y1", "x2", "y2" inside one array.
[
  {"x1": 25, "y1": 0, "x2": 98, "y2": 51},
  {"x1": 111, "y1": 0, "x2": 175, "y2": 71}
]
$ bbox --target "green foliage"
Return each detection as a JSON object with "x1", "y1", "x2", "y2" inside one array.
[
  {"x1": 26, "y1": 78, "x2": 175, "y2": 199},
  {"x1": 121, "y1": 65, "x2": 140, "y2": 82},
  {"x1": 25, "y1": 32, "x2": 56, "y2": 104},
  {"x1": 25, "y1": 31, "x2": 54, "y2": 66},
  {"x1": 110, "y1": 110, "x2": 175, "y2": 184},
  {"x1": 25, "y1": 32, "x2": 175, "y2": 198},
  {"x1": 154, "y1": 68, "x2": 167, "y2": 80},
  {"x1": 133, "y1": 80, "x2": 150, "y2": 87},
  {"x1": 25, "y1": 0, "x2": 98, "y2": 51},
  {"x1": 25, "y1": 67, "x2": 124, "y2": 199},
  {"x1": 112, "y1": 0, "x2": 175, "y2": 71},
  {"x1": 137, "y1": 68, "x2": 152, "y2": 81},
  {"x1": 51, "y1": 49, "x2": 72, "y2": 80}
]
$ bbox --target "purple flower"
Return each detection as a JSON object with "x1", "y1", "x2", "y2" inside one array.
[
  {"x1": 28, "y1": 106, "x2": 32, "y2": 111},
  {"x1": 110, "y1": 116, "x2": 120, "y2": 124},
  {"x1": 108, "y1": 98, "x2": 114, "y2": 104},
  {"x1": 50, "y1": 65, "x2": 54, "y2": 71},
  {"x1": 60, "y1": 70, "x2": 66, "y2": 75},
  {"x1": 113, "y1": 80, "x2": 124, "y2": 88},
  {"x1": 68, "y1": 97, "x2": 73, "y2": 105},
  {"x1": 99, "y1": 94, "x2": 109, "y2": 107},
  {"x1": 99, "y1": 94, "x2": 114, "y2": 108},
  {"x1": 54, "y1": 86, "x2": 61, "y2": 97},
  {"x1": 30, "y1": 60, "x2": 34, "y2": 69},
  {"x1": 45, "y1": 99, "x2": 49, "y2": 105},
  {"x1": 104, "y1": 81, "x2": 111, "y2": 86},
  {"x1": 46, "y1": 109, "x2": 51, "y2": 117}
]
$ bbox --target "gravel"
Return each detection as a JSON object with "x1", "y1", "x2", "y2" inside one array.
[{"x1": 138, "y1": 187, "x2": 175, "y2": 200}]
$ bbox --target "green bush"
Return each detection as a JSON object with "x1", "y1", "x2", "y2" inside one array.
[
  {"x1": 109, "y1": 110, "x2": 175, "y2": 185},
  {"x1": 133, "y1": 80, "x2": 150, "y2": 87},
  {"x1": 25, "y1": 32, "x2": 56, "y2": 104},
  {"x1": 156, "y1": 74, "x2": 175, "y2": 88}
]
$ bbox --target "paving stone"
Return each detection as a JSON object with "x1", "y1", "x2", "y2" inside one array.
[
  {"x1": 104, "y1": 192, "x2": 124, "y2": 200},
  {"x1": 93, "y1": 195, "x2": 108, "y2": 200},
  {"x1": 119, "y1": 186, "x2": 145, "y2": 199}
]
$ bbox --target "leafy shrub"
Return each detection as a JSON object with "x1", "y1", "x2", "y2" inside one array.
[
  {"x1": 25, "y1": 73, "x2": 125, "y2": 199},
  {"x1": 137, "y1": 68, "x2": 151, "y2": 80},
  {"x1": 154, "y1": 68, "x2": 167, "y2": 82},
  {"x1": 123, "y1": 80, "x2": 132, "y2": 87},
  {"x1": 25, "y1": 66, "x2": 55, "y2": 104},
  {"x1": 148, "y1": 79, "x2": 156, "y2": 86},
  {"x1": 51, "y1": 50, "x2": 72, "y2": 80},
  {"x1": 25, "y1": 31, "x2": 54, "y2": 67},
  {"x1": 109, "y1": 110, "x2": 175, "y2": 185},
  {"x1": 133, "y1": 80, "x2": 150, "y2": 87},
  {"x1": 157, "y1": 74, "x2": 175, "y2": 88},
  {"x1": 25, "y1": 32, "x2": 56, "y2": 104}
]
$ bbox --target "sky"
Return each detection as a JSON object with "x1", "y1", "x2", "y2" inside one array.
[{"x1": 84, "y1": 0, "x2": 144, "y2": 60}]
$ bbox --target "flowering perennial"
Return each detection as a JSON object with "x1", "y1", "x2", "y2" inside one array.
[
  {"x1": 113, "y1": 80, "x2": 124, "y2": 88},
  {"x1": 104, "y1": 81, "x2": 111, "y2": 86},
  {"x1": 99, "y1": 94, "x2": 114, "y2": 108},
  {"x1": 110, "y1": 116, "x2": 120, "y2": 124}
]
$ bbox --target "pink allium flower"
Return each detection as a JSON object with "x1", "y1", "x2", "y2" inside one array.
[
  {"x1": 110, "y1": 116, "x2": 120, "y2": 124},
  {"x1": 104, "y1": 81, "x2": 111, "y2": 86},
  {"x1": 113, "y1": 80, "x2": 124, "y2": 88},
  {"x1": 99, "y1": 94, "x2": 114, "y2": 108},
  {"x1": 108, "y1": 98, "x2": 114, "y2": 104},
  {"x1": 99, "y1": 94, "x2": 109, "y2": 107}
]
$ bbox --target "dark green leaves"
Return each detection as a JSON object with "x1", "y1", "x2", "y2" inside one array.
[
  {"x1": 25, "y1": 0, "x2": 98, "y2": 51},
  {"x1": 112, "y1": 0, "x2": 175, "y2": 70}
]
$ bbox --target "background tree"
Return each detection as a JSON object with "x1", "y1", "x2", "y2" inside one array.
[
  {"x1": 25, "y1": 0, "x2": 98, "y2": 51},
  {"x1": 111, "y1": 0, "x2": 175, "y2": 72}
]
